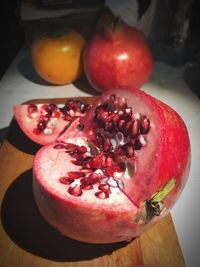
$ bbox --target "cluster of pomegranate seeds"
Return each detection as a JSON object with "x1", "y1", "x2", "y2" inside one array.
[
  {"x1": 27, "y1": 100, "x2": 91, "y2": 135},
  {"x1": 59, "y1": 100, "x2": 90, "y2": 120},
  {"x1": 54, "y1": 142, "x2": 123, "y2": 198},
  {"x1": 55, "y1": 94, "x2": 151, "y2": 199}
]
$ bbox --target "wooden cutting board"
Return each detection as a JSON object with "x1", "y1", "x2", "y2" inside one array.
[{"x1": 0, "y1": 97, "x2": 186, "y2": 267}]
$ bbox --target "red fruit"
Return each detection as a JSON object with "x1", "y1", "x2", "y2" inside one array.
[
  {"x1": 33, "y1": 88, "x2": 190, "y2": 243},
  {"x1": 13, "y1": 100, "x2": 90, "y2": 145},
  {"x1": 83, "y1": 19, "x2": 153, "y2": 92}
]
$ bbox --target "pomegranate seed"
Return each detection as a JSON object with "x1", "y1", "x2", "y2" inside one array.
[
  {"x1": 27, "y1": 104, "x2": 38, "y2": 116},
  {"x1": 131, "y1": 119, "x2": 140, "y2": 137},
  {"x1": 68, "y1": 184, "x2": 82, "y2": 196},
  {"x1": 81, "y1": 184, "x2": 93, "y2": 190},
  {"x1": 109, "y1": 94, "x2": 116, "y2": 103},
  {"x1": 59, "y1": 177, "x2": 74, "y2": 185},
  {"x1": 117, "y1": 161, "x2": 126, "y2": 172},
  {"x1": 77, "y1": 146, "x2": 87, "y2": 154},
  {"x1": 125, "y1": 144, "x2": 135, "y2": 158},
  {"x1": 80, "y1": 168, "x2": 93, "y2": 175},
  {"x1": 112, "y1": 114, "x2": 120, "y2": 125},
  {"x1": 95, "y1": 191, "x2": 109, "y2": 199},
  {"x1": 105, "y1": 121, "x2": 113, "y2": 131},
  {"x1": 118, "y1": 119, "x2": 126, "y2": 130},
  {"x1": 80, "y1": 177, "x2": 97, "y2": 186},
  {"x1": 140, "y1": 115, "x2": 150, "y2": 134},
  {"x1": 53, "y1": 144, "x2": 67, "y2": 149},
  {"x1": 46, "y1": 104, "x2": 56, "y2": 114},
  {"x1": 69, "y1": 152, "x2": 81, "y2": 159},
  {"x1": 80, "y1": 103, "x2": 87, "y2": 113},
  {"x1": 81, "y1": 173, "x2": 101, "y2": 186},
  {"x1": 106, "y1": 155, "x2": 115, "y2": 167},
  {"x1": 133, "y1": 139, "x2": 142, "y2": 150},
  {"x1": 71, "y1": 160, "x2": 83, "y2": 166},
  {"x1": 107, "y1": 113, "x2": 116, "y2": 122},
  {"x1": 37, "y1": 121, "x2": 47, "y2": 131},
  {"x1": 67, "y1": 171, "x2": 85, "y2": 179},
  {"x1": 117, "y1": 110, "x2": 124, "y2": 117},
  {"x1": 125, "y1": 108, "x2": 132, "y2": 116},
  {"x1": 98, "y1": 111, "x2": 108, "y2": 123},
  {"x1": 103, "y1": 138, "x2": 112, "y2": 152},
  {"x1": 63, "y1": 114, "x2": 72, "y2": 121},
  {"x1": 92, "y1": 134, "x2": 103, "y2": 148},
  {"x1": 98, "y1": 183, "x2": 111, "y2": 193},
  {"x1": 125, "y1": 120, "x2": 133, "y2": 132},
  {"x1": 66, "y1": 145, "x2": 78, "y2": 153},
  {"x1": 52, "y1": 108, "x2": 61, "y2": 119}
]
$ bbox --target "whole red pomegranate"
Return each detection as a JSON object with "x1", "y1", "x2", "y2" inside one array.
[
  {"x1": 83, "y1": 19, "x2": 153, "y2": 92},
  {"x1": 32, "y1": 88, "x2": 190, "y2": 244}
]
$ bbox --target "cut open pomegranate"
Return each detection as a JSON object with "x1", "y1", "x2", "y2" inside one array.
[{"x1": 32, "y1": 88, "x2": 190, "y2": 243}]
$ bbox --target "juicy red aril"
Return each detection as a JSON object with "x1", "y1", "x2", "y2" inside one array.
[
  {"x1": 80, "y1": 168, "x2": 93, "y2": 175},
  {"x1": 103, "y1": 138, "x2": 113, "y2": 153},
  {"x1": 53, "y1": 144, "x2": 67, "y2": 149},
  {"x1": 118, "y1": 119, "x2": 126, "y2": 130},
  {"x1": 81, "y1": 184, "x2": 93, "y2": 190},
  {"x1": 37, "y1": 121, "x2": 47, "y2": 131},
  {"x1": 67, "y1": 171, "x2": 85, "y2": 179},
  {"x1": 77, "y1": 146, "x2": 87, "y2": 154},
  {"x1": 140, "y1": 115, "x2": 150, "y2": 134},
  {"x1": 95, "y1": 191, "x2": 109, "y2": 199},
  {"x1": 28, "y1": 104, "x2": 38, "y2": 116},
  {"x1": 66, "y1": 145, "x2": 78, "y2": 153},
  {"x1": 71, "y1": 159, "x2": 83, "y2": 166},
  {"x1": 133, "y1": 139, "x2": 142, "y2": 150},
  {"x1": 80, "y1": 174, "x2": 99, "y2": 186},
  {"x1": 131, "y1": 120, "x2": 140, "y2": 137},
  {"x1": 68, "y1": 184, "x2": 82, "y2": 196},
  {"x1": 63, "y1": 114, "x2": 72, "y2": 121},
  {"x1": 59, "y1": 177, "x2": 74, "y2": 185},
  {"x1": 45, "y1": 104, "x2": 56, "y2": 115},
  {"x1": 98, "y1": 184, "x2": 111, "y2": 193}
]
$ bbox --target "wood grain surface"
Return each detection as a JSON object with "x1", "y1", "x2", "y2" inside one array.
[{"x1": 0, "y1": 97, "x2": 186, "y2": 267}]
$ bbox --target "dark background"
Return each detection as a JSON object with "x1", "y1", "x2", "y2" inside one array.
[{"x1": 0, "y1": 0, "x2": 199, "y2": 97}]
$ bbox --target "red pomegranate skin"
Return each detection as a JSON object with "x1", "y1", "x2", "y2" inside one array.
[
  {"x1": 33, "y1": 89, "x2": 190, "y2": 244},
  {"x1": 83, "y1": 24, "x2": 153, "y2": 91}
]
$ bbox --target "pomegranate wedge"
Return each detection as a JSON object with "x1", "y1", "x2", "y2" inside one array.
[{"x1": 14, "y1": 100, "x2": 90, "y2": 145}]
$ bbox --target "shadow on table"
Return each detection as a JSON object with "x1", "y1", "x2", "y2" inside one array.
[
  {"x1": 1, "y1": 169, "x2": 128, "y2": 262},
  {"x1": 17, "y1": 55, "x2": 100, "y2": 96},
  {"x1": 6, "y1": 119, "x2": 41, "y2": 155},
  {"x1": 183, "y1": 63, "x2": 200, "y2": 99},
  {"x1": 18, "y1": 56, "x2": 52, "y2": 86}
]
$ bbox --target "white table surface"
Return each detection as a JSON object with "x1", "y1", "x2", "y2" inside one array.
[{"x1": 0, "y1": 47, "x2": 200, "y2": 267}]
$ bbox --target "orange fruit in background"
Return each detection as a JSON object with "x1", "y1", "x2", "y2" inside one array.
[{"x1": 31, "y1": 29, "x2": 86, "y2": 85}]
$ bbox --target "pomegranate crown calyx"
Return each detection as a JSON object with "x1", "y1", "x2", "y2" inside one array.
[
  {"x1": 151, "y1": 177, "x2": 176, "y2": 203},
  {"x1": 103, "y1": 16, "x2": 125, "y2": 40}
]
